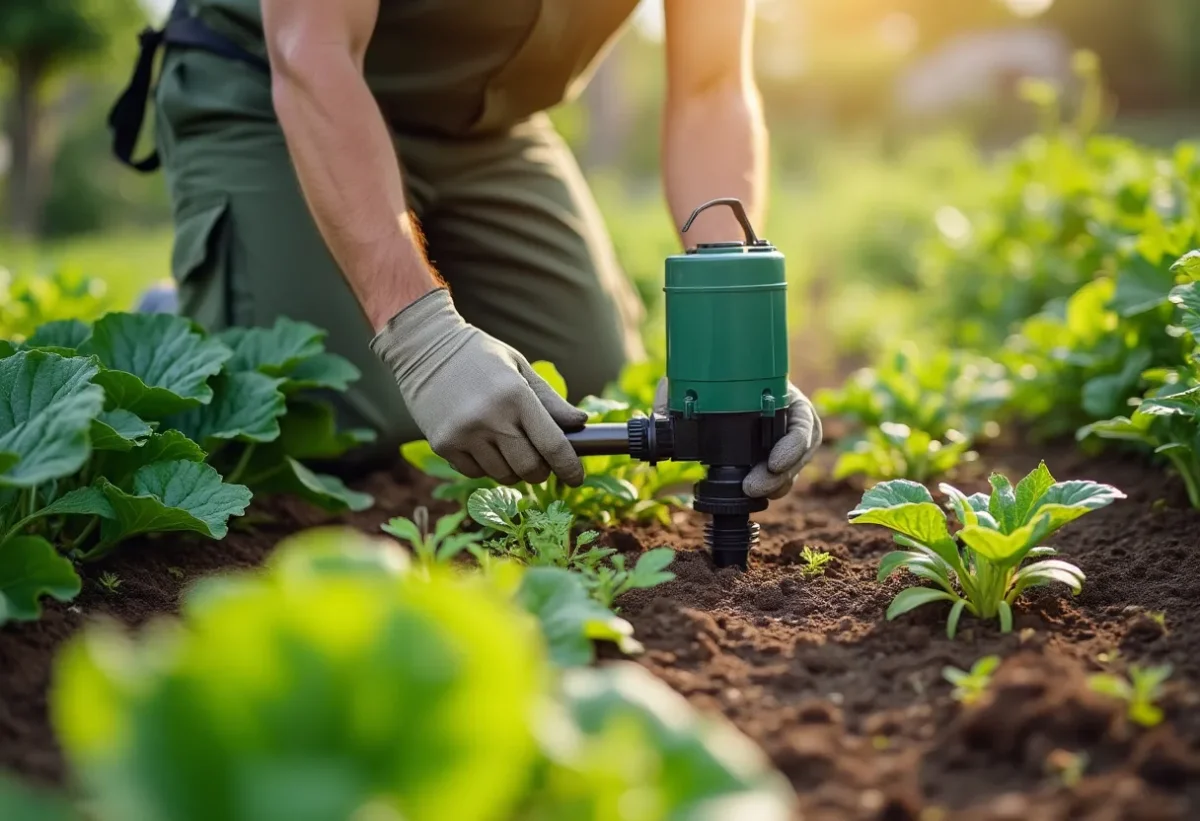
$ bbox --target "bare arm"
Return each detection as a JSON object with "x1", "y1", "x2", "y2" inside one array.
[
  {"x1": 661, "y1": 0, "x2": 767, "y2": 246},
  {"x1": 261, "y1": 0, "x2": 441, "y2": 332}
]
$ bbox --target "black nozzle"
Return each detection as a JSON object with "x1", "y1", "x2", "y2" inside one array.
[{"x1": 691, "y1": 465, "x2": 767, "y2": 570}]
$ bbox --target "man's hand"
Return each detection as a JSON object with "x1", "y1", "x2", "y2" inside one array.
[
  {"x1": 373, "y1": 289, "x2": 588, "y2": 486},
  {"x1": 653, "y1": 377, "x2": 822, "y2": 499}
]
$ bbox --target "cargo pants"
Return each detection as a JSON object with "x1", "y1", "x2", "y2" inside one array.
[{"x1": 154, "y1": 48, "x2": 646, "y2": 461}]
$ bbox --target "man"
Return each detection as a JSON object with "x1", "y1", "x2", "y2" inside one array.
[{"x1": 116, "y1": 0, "x2": 821, "y2": 497}]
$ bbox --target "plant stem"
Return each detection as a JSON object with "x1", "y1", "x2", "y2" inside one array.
[
  {"x1": 226, "y1": 444, "x2": 257, "y2": 485},
  {"x1": 66, "y1": 516, "x2": 100, "y2": 552},
  {"x1": 1164, "y1": 452, "x2": 1200, "y2": 509},
  {"x1": 26, "y1": 486, "x2": 36, "y2": 519}
]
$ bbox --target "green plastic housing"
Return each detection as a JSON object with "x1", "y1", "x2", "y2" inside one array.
[{"x1": 664, "y1": 243, "x2": 789, "y2": 414}]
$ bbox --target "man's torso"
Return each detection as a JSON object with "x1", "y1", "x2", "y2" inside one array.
[{"x1": 190, "y1": 0, "x2": 639, "y2": 136}]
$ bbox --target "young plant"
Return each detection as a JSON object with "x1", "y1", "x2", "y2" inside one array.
[
  {"x1": 849, "y1": 462, "x2": 1124, "y2": 638},
  {"x1": 831, "y1": 423, "x2": 977, "y2": 483},
  {"x1": 1088, "y1": 664, "x2": 1173, "y2": 728},
  {"x1": 585, "y1": 547, "x2": 676, "y2": 610},
  {"x1": 96, "y1": 572, "x2": 122, "y2": 595},
  {"x1": 798, "y1": 545, "x2": 834, "y2": 577},
  {"x1": 381, "y1": 507, "x2": 483, "y2": 571},
  {"x1": 942, "y1": 655, "x2": 1000, "y2": 705}
]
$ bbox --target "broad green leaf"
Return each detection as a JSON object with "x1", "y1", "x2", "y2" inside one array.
[
  {"x1": 0, "y1": 341, "x2": 17, "y2": 358},
  {"x1": 79, "y1": 313, "x2": 231, "y2": 418},
  {"x1": 280, "y1": 353, "x2": 360, "y2": 394},
  {"x1": 1169, "y1": 282, "x2": 1200, "y2": 337},
  {"x1": 987, "y1": 474, "x2": 1019, "y2": 533},
  {"x1": 580, "y1": 474, "x2": 639, "y2": 504},
  {"x1": 946, "y1": 600, "x2": 967, "y2": 639},
  {"x1": 958, "y1": 516, "x2": 1049, "y2": 565},
  {"x1": 877, "y1": 550, "x2": 928, "y2": 580},
  {"x1": 26, "y1": 319, "x2": 91, "y2": 351},
  {"x1": 849, "y1": 503, "x2": 953, "y2": 549},
  {"x1": 531, "y1": 360, "x2": 568, "y2": 400},
  {"x1": 516, "y1": 567, "x2": 642, "y2": 667},
  {"x1": 468, "y1": 487, "x2": 523, "y2": 530},
  {"x1": 166, "y1": 372, "x2": 286, "y2": 446},
  {"x1": 217, "y1": 317, "x2": 325, "y2": 375},
  {"x1": 400, "y1": 440, "x2": 464, "y2": 481},
  {"x1": 885, "y1": 587, "x2": 958, "y2": 620},
  {"x1": 1081, "y1": 350, "x2": 1154, "y2": 419},
  {"x1": 94, "y1": 460, "x2": 252, "y2": 552},
  {"x1": 274, "y1": 399, "x2": 376, "y2": 461},
  {"x1": 1078, "y1": 414, "x2": 1154, "y2": 444},
  {"x1": 629, "y1": 547, "x2": 676, "y2": 588},
  {"x1": 254, "y1": 458, "x2": 374, "y2": 513},
  {"x1": 104, "y1": 430, "x2": 207, "y2": 486},
  {"x1": 1111, "y1": 254, "x2": 1174, "y2": 317},
  {"x1": 0, "y1": 352, "x2": 105, "y2": 488},
  {"x1": 1026, "y1": 480, "x2": 1126, "y2": 534},
  {"x1": 850, "y1": 479, "x2": 934, "y2": 514},
  {"x1": 939, "y1": 483, "x2": 978, "y2": 527},
  {"x1": 1014, "y1": 462, "x2": 1056, "y2": 525},
  {"x1": 90, "y1": 410, "x2": 152, "y2": 452},
  {"x1": 1170, "y1": 249, "x2": 1200, "y2": 279},
  {"x1": 0, "y1": 536, "x2": 82, "y2": 623},
  {"x1": 37, "y1": 487, "x2": 116, "y2": 520},
  {"x1": 381, "y1": 516, "x2": 422, "y2": 545}
]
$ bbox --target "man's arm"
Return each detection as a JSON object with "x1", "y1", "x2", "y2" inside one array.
[
  {"x1": 261, "y1": 0, "x2": 440, "y2": 332},
  {"x1": 661, "y1": 0, "x2": 766, "y2": 246}
]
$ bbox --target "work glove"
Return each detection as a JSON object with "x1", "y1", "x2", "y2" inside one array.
[
  {"x1": 371, "y1": 288, "x2": 587, "y2": 486},
  {"x1": 653, "y1": 378, "x2": 822, "y2": 500}
]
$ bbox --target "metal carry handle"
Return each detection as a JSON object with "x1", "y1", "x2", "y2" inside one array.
[{"x1": 680, "y1": 198, "x2": 767, "y2": 246}]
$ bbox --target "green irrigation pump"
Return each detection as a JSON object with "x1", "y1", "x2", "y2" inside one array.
[{"x1": 565, "y1": 198, "x2": 790, "y2": 570}]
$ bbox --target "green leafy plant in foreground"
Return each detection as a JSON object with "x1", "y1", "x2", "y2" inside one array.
[
  {"x1": 44, "y1": 527, "x2": 795, "y2": 821},
  {"x1": 468, "y1": 486, "x2": 677, "y2": 610},
  {"x1": 402, "y1": 360, "x2": 705, "y2": 525},
  {"x1": 849, "y1": 462, "x2": 1124, "y2": 638},
  {"x1": 1088, "y1": 664, "x2": 1173, "y2": 728},
  {"x1": 943, "y1": 655, "x2": 1001, "y2": 705}
]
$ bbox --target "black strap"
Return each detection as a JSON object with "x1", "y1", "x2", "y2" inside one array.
[{"x1": 109, "y1": 1, "x2": 269, "y2": 173}]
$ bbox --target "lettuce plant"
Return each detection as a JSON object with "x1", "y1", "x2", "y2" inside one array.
[
  {"x1": 48, "y1": 527, "x2": 796, "y2": 821},
  {"x1": 849, "y1": 462, "x2": 1124, "y2": 638}
]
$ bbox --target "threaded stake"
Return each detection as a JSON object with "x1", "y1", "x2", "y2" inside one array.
[{"x1": 705, "y1": 514, "x2": 759, "y2": 569}]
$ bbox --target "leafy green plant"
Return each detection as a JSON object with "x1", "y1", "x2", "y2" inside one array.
[
  {"x1": 943, "y1": 655, "x2": 1000, "y2": 705},
  {"x1": 47, "y1": 527, "x2": 796, "y2": 821},
  {"x1": 1088, "y1": 664, "x2": 1173, "y2": 728},
  {"x1": 0, "y1": 264, "x2": 111, "y2": 341},
  {"x1": 849, "y1": 462, "x2": 1124, "y2": 638},
  {"x1": 382, "y1": 506, "x2": 484, "y2": 572},
  {"x1": 96, "y1": 572, "x2": 121, "y2": 595},
  {"x1": 798, "y1": 545, "x2": 834, "y2": 577},
  {"x1": 467, "y1": 487, "x2": 676, "y2": 610},
  {"x1": 831, "y1": 423, "x2": 977, "y2": 483},
  {"x1": 402, "y1": 360, "x2": 705, "y2": 525}
]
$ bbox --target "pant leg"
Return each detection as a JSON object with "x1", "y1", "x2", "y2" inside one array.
[
  {"x1": 154, "y1": 48, "x2": 423, "y2": 456},
  {"x1": 399, "y1": 113, "x2": 647, "y2": 404}
]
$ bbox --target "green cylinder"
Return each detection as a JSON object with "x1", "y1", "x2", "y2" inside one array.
[{"x1": 664, "y1": 243, "x2": 789, "y2": 415}]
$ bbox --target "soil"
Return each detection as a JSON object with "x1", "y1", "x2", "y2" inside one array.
[{"x1": 3, "y1": 442, "x2": 1199, "y2": 820}]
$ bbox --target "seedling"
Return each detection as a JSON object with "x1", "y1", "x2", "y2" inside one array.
[
  {"x1": 849, "y1": 462, "x2": 1124, "y2": 638},
  {"x1": 798, "y1": 546, "x2": 834, "y2": 577},
  {"x1": 1044, "y1": 749, "x2": 1089, "y2": 788},
  {"x1": 942, "y1": 655, "x2": 1000, "y2": 705},
  {"x1": 586, "y1": 548, "x2": 676, "y2": 610},
  {"x1": 97, "y1": 572, "x2": 122, "y2": 595},
  {"x1": 381, "y1": 507, "x2": 483, "y2": 572},
  {"x1": 1088, "y1": 663, "x2": 1173, "y2": 728}
]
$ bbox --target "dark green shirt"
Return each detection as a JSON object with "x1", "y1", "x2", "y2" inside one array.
[{"x1": 190, "y1": 0, "x2": 640, "y2": 136}]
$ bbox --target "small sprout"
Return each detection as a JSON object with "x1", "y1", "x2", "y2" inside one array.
[
  {"x1": 798, "y1": 545, "x2": 834, "y2": 577},
  {"x1": 1088, "y1": 664, "x2": 1173, "y2": 728},
  {"x1": 1148, "y1": 611, "x2": 1167, "y2": 629},
  {"x1": 942, "y1": 655, "x2": 1001, "y2": 705},
  {"x1": 382, "y1": 507, "x2": 484, "y2": 572},
  {"x1": 1045, "y1": 748, "x2": 1088, "y2": 787},
  {"x1": 97, "y1": 572, "x2": 122, "y2": 595}
]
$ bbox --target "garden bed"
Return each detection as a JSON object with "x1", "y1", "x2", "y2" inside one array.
[{"x1": 2, "y1": 440, "x2": 1197, "y2": 820}]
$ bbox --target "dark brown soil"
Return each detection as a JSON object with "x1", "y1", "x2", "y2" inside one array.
[{"x1": 3, "y1": 444, "x2": 1199, "y2": 821}]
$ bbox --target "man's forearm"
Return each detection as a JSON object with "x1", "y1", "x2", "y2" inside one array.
[
  {"x1": 662, "y1": 83, "x2": 767, "y2": 247},
  {"x1": 270, "y1": 52, "x2": 440, "y2": 332}
]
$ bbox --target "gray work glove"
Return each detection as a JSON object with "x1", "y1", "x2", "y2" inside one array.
[
  {"x1": 654, "y1": 377, "x2": 822, "y2": 500},
  {"x1": 371, "y1": 288, "x2": 587, "y2": 486}
]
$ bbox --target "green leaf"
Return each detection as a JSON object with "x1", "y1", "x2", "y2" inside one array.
[
  {"x1": 1078, "y1": 414, "x2": 1154, "y2": 444},
  {"x1": 165, "y1": 372, "x2": 286, "y2": 446},
  {"x1": 946, "y1": 599, "x2": 967, "y2": 639},
  {"x1": 381, "y1": 516, "x2": 422, "y2": 545},
  {"x1": 516, "y1": 567, "x2": 642, "y2": 667},
  {"x1": 531, "y1": 360, "x2": 568, "y2": 399},
  {"x1": 885, "y1": 586, "x2": 958, "y2": 620},
  {"x1": 26, "y1": 319, "x2": 91, "y2": 351},
  {"x1": 0, "y1": 536, "x2": 82, "y2": 623},
  {"x1": 1111, "y1": 254, "x2": 1175, "y2": 317},
  {"x1": 629, "y1": 547, "x2": 676, "y2": 588},
  {"x1": 254, "y1": 458, "x2": 374, "y2": 513},
  {"x1": 89, "y1": 410, "x2": 152, "y2": 452},
  {"x1": 849, "y1": 503, "x2": 953, "y2": 549},
  {"x1": 580, "y1": 474, "x2": 639, "y2": 504},
  {"x1": 104, "y1": 430, "x2": 207, "y2": 486},
  {"x1": 1169, "y1": 282, "x2": 1200, "y2": 337},
  {"x1": 217, "y1": 318, "x2": 325, "y2": 375},
  {"x1": 1014, "y1": 462, "x2": 1056, "y2": 525},
  {"x1": 279, "y1": 353, "x2": 360, "y2": 394},
  {"x1": 1170, "y1": 249, "x2": 1200, "y2": 279},
  {"x1": 1027, "y1": 480, "x2": 1126, "y2": 534},
  {"x1": 958, "y1": 517, "x2": 1049, "y2": 565},
  {"x1": 400, "y1": 440, "x2": 464, "y2": 481},
  {"x1": 468, "y1": 487, "x2": 524, "y2": 530},
  {"x1": 877, "y1": 550, "x2": 927, "y2": 580},
  {"x1": 37, "y1": 487, "x2": 116, "y2": 520},
  {"x1": 939, "y1": 483, "x2": 978, "y2": 527},
  {"x1": 0, "y1": 351, "x2": 105, "y2": 488},
  {"x1": 987, "y1": 474, "x2": 1019, "y2": 533},
  {"x1": 79, "y1": 313, "x2": 231, "y2": 418},
  {"x1": 1011, "y1": 560, "x2": 1085, "y2": 597},
  {"x1": 997, "y1": 600, "x2": 1013, "y2": 633},
  {"x1": 274, "y1": 399, "x2": 376, "y2": 461},
  {"x1": 0, "y1": 771, "x2": 79, "y2": 820},
  {"x1": 850, "y1": 479, "x2": 934, "y2": 513},
  {"x1": 94, "y1": 460, "x2": 252, "y2": 552}
]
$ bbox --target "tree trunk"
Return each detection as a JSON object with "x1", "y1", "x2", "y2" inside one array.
[{"x1": 5, "y1": 53, "x2": 46, "y2": 238}]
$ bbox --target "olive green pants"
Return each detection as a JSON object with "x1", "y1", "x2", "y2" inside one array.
[{"x1": 154, "y1": 49, "x2": 645, "y2": 458}]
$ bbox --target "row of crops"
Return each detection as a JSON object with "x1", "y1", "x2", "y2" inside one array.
[{"x1": 2, "y1": 56, "x2": 1198, "y2": 821}]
